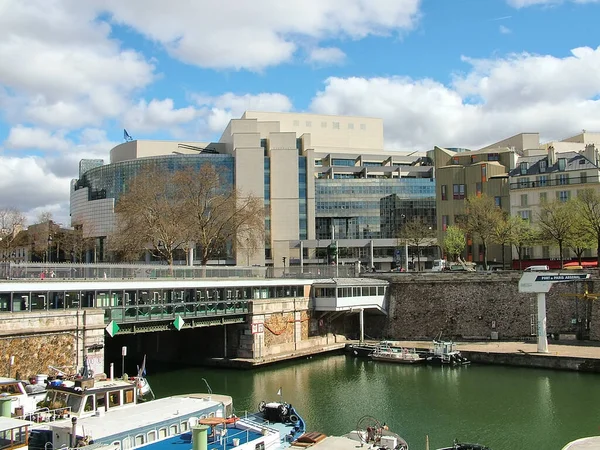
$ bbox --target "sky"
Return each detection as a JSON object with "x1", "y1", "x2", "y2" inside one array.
[{"x1": 1, "y1": 0, "x2": 600, "y2": 226}]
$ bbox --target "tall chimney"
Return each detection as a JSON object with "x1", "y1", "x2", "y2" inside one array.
[
  {"x1": 584, "y1": 144, "x2": 598, "y2": 166},
  {"x1": 547, "y1": 145, "x2": 556, "y2": 166}
]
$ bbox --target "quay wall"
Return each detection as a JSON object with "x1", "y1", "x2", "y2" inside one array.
[
  {"x1": 461, "y1": 350, "x2": 600, "y2": 372},
  {"x1": 0, "y1": 309, "x2": 105, "y2": 378},
  {"x1": 372, "y1": 273, "x2": 598, "y2": 341}
]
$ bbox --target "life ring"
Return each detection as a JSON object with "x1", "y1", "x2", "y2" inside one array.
[
  {"x1": 225, "y1": 416, "x2": 240, "y2": 424},
  {"x1": 289, "y1": 414, "x2": 299, "y2": 423}
]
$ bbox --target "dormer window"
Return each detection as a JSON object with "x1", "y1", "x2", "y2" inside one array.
[
  {"x1": 558, "y1": 158, "x2": 566, "y2": 171},
  {"x1": 520, "y1": 162, "x2": 529, "y2": 175},
  {"x1": 539, "y1": 160, "x2": 547, "y2": 173}
]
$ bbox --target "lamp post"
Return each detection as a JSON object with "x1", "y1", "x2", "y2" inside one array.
[{"x1": 47, "y1": 235, "x2": 53, "y2": 263}]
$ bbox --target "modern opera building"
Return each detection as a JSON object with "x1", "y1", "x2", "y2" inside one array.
[{"x1": 70, "y1": 111, "x2": 436, "y2": 269}]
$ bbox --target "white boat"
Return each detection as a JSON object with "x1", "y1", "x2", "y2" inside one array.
[
  {"x1": 0, "y1": 377, "x2": 47, "y2": 416},
  {"x1": 28, "y1": 394, "x2": 306, "y2": 450},
  {"x1": 428, "y1": 340, "x2": 471, "y2": 366},
  {"x1": 370, "y1": 342, "x2": 426, "y2": 364}
]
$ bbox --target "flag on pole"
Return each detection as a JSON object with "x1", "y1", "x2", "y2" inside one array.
[
  {"x1": 277, "y1": 387, "x2": 282, "y2": 396},
  {"x1": 124, "y1": 129, "x2": 133, "y2": 142}
]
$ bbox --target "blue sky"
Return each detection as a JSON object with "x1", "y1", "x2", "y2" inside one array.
[{"x1": 0, "y1": 0, "x2": 599, "y2": 224}]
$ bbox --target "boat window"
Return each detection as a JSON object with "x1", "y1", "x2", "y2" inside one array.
[
  {"x1": 200, "y1": 415, "x2": 207, "y2": 419},
  {"x1": 124, "y1": 389, "x2": 135, "y2": 404},
  {"x1": 111, "y1": 441, "x2": 121, "y2": 450},
  {"x1": 209, "y1": 412, "x2": 215, "y2": 418},
  {"x1": 181, "y1": 421, "x2": 188, "y2": 432},
  {"x1": 65, "y1": 394, "x2": 83, "y2": 413},
  {"x1": 83, "y1": 395, "x2": 94, "y2": 412},
  {"x1": 96, "y1": 393, "x2": 106, "y2": 410},
  {"x1": 108, "y1": 391, "x2": 121, "y2": 408},
  {"x1": 169, "y1": 424, "x2": 179, "y2": 435},
  {"x1": 147, "y1": 431, "x2": 157, "y2": 442},
  {"x1": 122, "y1": 437, "x2": 132, "y2": 450},
  {"x1": 377, "y1": 286, "x2": 385, "y2": 295},
  {"x1": 159, "y1": 428, "x2": 167, "y2": 439},
  {"x1": 0, "y1": 383, "x2": 19, "y2": 394},
  {"x1": 134, "y1": 435, "x2": 144, "y2": 446},
  {"x1": 255, "y1": 443, "x2": 265, "y2": 450}
]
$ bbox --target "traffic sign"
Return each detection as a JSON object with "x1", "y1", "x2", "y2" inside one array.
[{"x1": 535, "y1": 274, "x2": 589, "y2": 282}]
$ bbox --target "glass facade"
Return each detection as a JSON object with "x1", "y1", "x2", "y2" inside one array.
[
  {"x1": 298, "y1": 157, "x2": 308, "y2": 240},
  {"x1": 75, "y1": 154, "x2": 234, "y2": 203},
  {"x1": 315, "y1": 178, "x2": 436, "y2": 239}
]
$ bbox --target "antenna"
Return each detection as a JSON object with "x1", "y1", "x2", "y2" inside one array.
[{"x1": 202, "y1": 378, "x2": 213, "y2": 394}]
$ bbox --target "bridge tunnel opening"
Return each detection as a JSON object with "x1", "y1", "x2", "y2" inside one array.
[{"x1": 103, "y1": 323, "x2": 245, "y2": 374}]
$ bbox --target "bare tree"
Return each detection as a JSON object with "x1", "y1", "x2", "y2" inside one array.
[
  {"x1": 174, "y1": 166, "x2": 264, "y2": 265},
  {"x1": 492, "y1": 212, "x2": 514, "y2": 270},
  {"x1": 461, "y1": 194, "x2": 504, "y2": 270},
  {"x1": 575, "y1": 189, "x2": 600, "y2": 268},
  {"x1": 112, "y1": 167, "x2": 189, "y2": 265},
  {"x1": 536, "y1": 200, "x2": 574, "y2": 269},
  {"x1": 0, "y1": 207, "x2": 26, "y2": 260},
  {"x1": 398, "y1": 217, "x2": 435, "y2": 271}
]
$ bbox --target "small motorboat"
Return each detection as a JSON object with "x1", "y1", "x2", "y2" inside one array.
[
  {"x1": 370, "y1": 341, "x2": 426, "y2": 364},
  {"x1": 437, "y1": 439, "x2": 491, "y2": 450}
]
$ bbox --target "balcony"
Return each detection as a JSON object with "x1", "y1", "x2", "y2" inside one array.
[{"x1": 509, "y1": 175, "x2": 599, "y2": 190}]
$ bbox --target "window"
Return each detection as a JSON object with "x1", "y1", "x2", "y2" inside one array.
[
  {"x1": 451, "y1": 157, "x2": 459, "y2": 165},
  {"x1": 332, "y1": 122, "x2": 340, "y2": 129},
  {"x1": 520, "y1": 194, "x2": 528, "y2": 207},
  {"x1": 471, "y1": 155, "x2": 477, "y2": 164},
  {"x1": 348, "y1": 123, "x2": 354, "y2": 129},
  {"x1": 305, "y1": 121, "x2": 311, "y2": 127},
  {"x1": 481, "y1": 165, "x2": 487, "y2": 182},
  {"x1": 321, "y1": 121, "x2": 327, "y2": 128},
  {"x1": 453, "y1": 184, "x2": 465, "y2": 200},
  {"x1": 537, "y1": 175, "x2": 547, "y2": 187},
  {"x1": 360, "y1": 123, "x2": 366, "y2": 130},
  {"x1": 494, "y1": 196, "x2": 501, "y2": 207},
  {"x1": 476, "y1": 182, "x2": 482, "y2": 196},
  {"x1": 442, "y1": 215, "x2": 449, "y2": 231},
  {"x1": 558, "y1": 191, "x2": 570, "y2": 202},
  {"x1": 488, "y1": 153, "x2": 500, "y2": 161},
  {"x1": 539, "y1": 192, "x2": 547, "y2": 203},
  {"x1": 558, "y1": 174, "x2": 569, "y2": 185},
  {"x1": 519, "y1": 177, "x2": 530, "y2": 188},
  {"x1": 441, "y1": 185, "x2": 447, "y2": 201},
  {"x1": 542, "y1": 246, "x2": 550, "y2": 259},
  {"x1": 520, "y1": 210, "x2": 531, "y2": 221},
  {"x1": 108, "y1": 391, "x2": 120, "y2": 408},
  {"x1": 558, "y1": 158, "x2": 566, "y2": 171},
  {"x1": 580, "y1": 172, "x2": 587, "y2": 184},
  {"x1": 539, "y1": 160, "x2": 547, "y2": 173},
  {"x1": 520, "y1": 162, "x2": 529, "y2": 175}
]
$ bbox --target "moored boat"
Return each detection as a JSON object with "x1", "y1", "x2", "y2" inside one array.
[
  {"x1": 370, "y1": 341, "x2": 426, "y2": 364},
  {"x1": 426, "y1": 340, "x2": 470, "y2": 366},
  {"x1": 0, "y1": 377, "x2": 47, "y2": 417},
  {"x1": 436, "y1": 440, "x2": 491, "y2": 450}
]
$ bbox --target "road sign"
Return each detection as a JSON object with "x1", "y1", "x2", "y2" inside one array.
[
  {"x1": 173, "y1": 316, "x2": 185, "y2": 331},
  {"x1": 535, "y1": 274, "x2": 589, "y2": 282},
  {"x1": 105, "y1": 320, "x2": 120, "y2": 337}
]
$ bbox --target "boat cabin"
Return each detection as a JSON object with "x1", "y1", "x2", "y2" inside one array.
[
  {"x1": 0, "y1": 378, "x2": 46, "y2": 416},
  {"x1": 0, "y1": 417, "x2": 32, "y2": 450},
  {"x1": 42, "y1": 378, "x2": 139, "y2": 419}
]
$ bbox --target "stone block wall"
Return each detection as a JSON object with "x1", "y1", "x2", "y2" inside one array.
[
  {"x1": 0, "y1": 309, "x2": 105, "y2": 378},
  {"x1": 379, "y1": 273, "x2": 597, "y2": 341}
]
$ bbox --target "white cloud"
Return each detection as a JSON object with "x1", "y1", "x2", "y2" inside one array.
[
  {"x1": 0, "y1": 0, "x2": 155, "y2": 129},
  {"x1": 507, "y1": 0, "x2": 600, "y2": 7},
  {"x1": 124, "y1": 99, "x2": 198, "y2": 133},
  {"x1": 499, "y1": 25, "x2": 512, "y2": 34},
  {"x1": 307, "y1": 47, "x2": 347, "y2": 66},
  {"x1": 100, "y1": 0, "x2": 421, "y2": 71},
  {"x1": 309, "y1": 46, "x2": 600, "y2": 149},
  {"x1": 194, "y1": 93, "x2": 293, "y2": 133},
  {"x1": 5, "y1": 126, "x2": 70, "y2": 152}
]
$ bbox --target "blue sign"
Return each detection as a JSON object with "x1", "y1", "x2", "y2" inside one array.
[{"x1": 535, "y1": 274, "x2": 589, "y2": 282}]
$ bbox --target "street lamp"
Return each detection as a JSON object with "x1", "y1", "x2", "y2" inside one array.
[{"x1": 47, "y1": 235, "x2": 53, "y2": 263}]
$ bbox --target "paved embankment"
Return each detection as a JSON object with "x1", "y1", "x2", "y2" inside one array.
[
  {"x1": 204, "y1": 342, "x2": 347, "y2": 369},
  {"x1": 390, "y1": 340, "x2": 600, "y2": 373},
  {"x1": 206, "y1": 339, "x2": 600, "y2": 372}
]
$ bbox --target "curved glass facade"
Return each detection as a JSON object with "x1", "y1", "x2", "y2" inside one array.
[{"x1": 75, "y1": 154, "x2": 235, "y2": 202}]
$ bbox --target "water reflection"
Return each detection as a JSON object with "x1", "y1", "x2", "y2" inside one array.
[{"x1": 149, "y1": 354, "x2": 600, "y2": 450}]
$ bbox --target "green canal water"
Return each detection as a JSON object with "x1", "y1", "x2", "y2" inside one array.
[{"x1": 148, "y1": 353, "x2": 600, "y2": 450}]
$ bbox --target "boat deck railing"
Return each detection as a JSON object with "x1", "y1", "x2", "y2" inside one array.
[{"x1": 14, "y1": 406, "x2": 72, "y2": 423}]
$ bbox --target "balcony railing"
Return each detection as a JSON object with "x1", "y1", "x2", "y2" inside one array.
[{"x1": 509, "y1": 176, "x2": 599, "y2": 190}]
